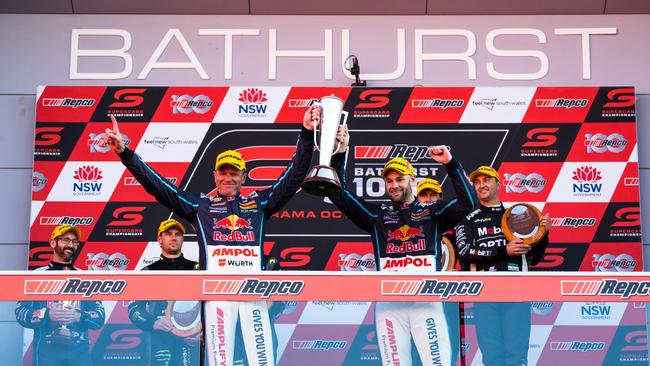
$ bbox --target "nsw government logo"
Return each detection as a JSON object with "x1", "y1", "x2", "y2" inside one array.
[
  {"x1": 72, "y1": 166, "x2": 103, "y2": 196},
  {"x1": 571, "y1": 166, "x2": 602, "y2": 197},
  {"x1": 238, "y1": 88, "x2": 268, "y2": 117}
]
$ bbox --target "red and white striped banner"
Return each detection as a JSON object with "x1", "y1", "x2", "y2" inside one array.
[{"x1": 8, "y1": 272, "x2": 650, "y2": 302}]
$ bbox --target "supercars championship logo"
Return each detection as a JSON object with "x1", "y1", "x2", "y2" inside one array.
[{"x1": 24, "y1": 278, "x2": 126, "y2": 298}]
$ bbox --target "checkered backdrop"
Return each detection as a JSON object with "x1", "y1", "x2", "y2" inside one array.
[{"x1": 27, "y1": 86, "x2": 645, "y2": 365}]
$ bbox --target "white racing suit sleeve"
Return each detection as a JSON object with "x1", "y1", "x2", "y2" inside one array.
[
  {"x1": 375, "y1": 302, "x2": 452, "y2": 366},
  {"x1": 205, "y1": 300, "x2": 274, "y2": 366}
]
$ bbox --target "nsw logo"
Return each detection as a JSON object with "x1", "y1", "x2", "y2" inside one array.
[
  {"x1": 571, "y1": 166, "x2": 602, "y2": 196},
  {"x1": 238, "y1": 88, "x2": 268, "y2": 116},
  {"x1": 72, "y1": 165, "x2": 103, "y2": 195},
  {"x1": 580, "y1": 303, "x2": 612, "y2": 320}
]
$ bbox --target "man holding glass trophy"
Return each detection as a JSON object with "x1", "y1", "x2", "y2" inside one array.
[
  {"x1": 300, "y1": 94, "x2": 477, "y2": 366},
  {"x1": 15, "y1": 225, "x2": 106, "y2": 366}
]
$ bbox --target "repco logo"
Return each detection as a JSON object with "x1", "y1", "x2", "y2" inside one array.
[
  {"x1": 355, "y1": 89, "x2": 391, "y2": 109},
  {"x1": 108, "y1": 206, "x2": 145, "y2": 227},
  {"x1": 382, "y1": 279, "x2": 483, "y2": 298},
  {"x1": 411, "y1": 99, "x2": 464, "y2": 109},
  {"x1": 240, "y1": 278, "x2": 304, "y2": 298},
  {"x1": 600, "y1": 280, "x2": 650, "y2": 299},
  {"x1": 63, "y1": 279, "x2": 126, "y2": 297},
  {"x1": 522, "y1": 128, "x2": 558, "y2": 148},
  {"x1": 503, "y1": 173, "x2": 546, "y2": 193},
  {"x1": 109, "y1": 89, "x2": 146, "y2": 108},
  {"x1": 40, "y1": 278, "x2": 126, "y2": 298},
  {"x1": 170, "y1": 94, "x2": 213, "y2": 114},
  {"x1": 419, "y1": 280, "x2": 482, "y2": 298},
  {"x1": 584, "y1": 133, "x2": 628, "y2": 153},
  {"x1": 592, "y1": 253, "x2": 636, "y2": 272}
]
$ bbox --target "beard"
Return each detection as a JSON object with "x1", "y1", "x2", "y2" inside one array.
[
  {"x1": 55, "y1": 244, "x2": 76, "y2": 263},
  {"x1": 389, "y1": 186, "x2": 413, "y2": 205}
]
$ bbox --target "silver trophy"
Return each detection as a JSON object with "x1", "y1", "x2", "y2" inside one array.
[
  {"x1": 50, "y1": 300, "x2": 79, "y2": 344},
  {"x1": 301, "y1": 95, "x2": 349, "y2": 196}
]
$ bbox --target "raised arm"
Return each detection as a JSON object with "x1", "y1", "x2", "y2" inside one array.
[
  {"x1": 327, "y1": 126, "x2": 379, "y2": 232},
  {"x1": 106, "y1": 115, "x2": 200, "y2": 221},
  {"x1": 259, "y1": 105, "x2": 319, "y2": 218},
  {"x1": 427, "y1": 146, "x2": 478, "y2": 231}
]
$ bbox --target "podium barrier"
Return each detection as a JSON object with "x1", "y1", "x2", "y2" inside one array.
[{"x1": 7, "y1": 271, "x2": 650, "y2": 302}]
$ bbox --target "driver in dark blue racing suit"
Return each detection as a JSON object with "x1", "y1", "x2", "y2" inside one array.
[
  {"x1": 105, "y1": 108, "x2": 319, "y2": 366},
  {"x1": 328, "y1": 126, "x2": 477, "y2": 366}
]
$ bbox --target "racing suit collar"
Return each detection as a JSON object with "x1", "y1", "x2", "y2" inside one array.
[
  {"x1": 49, "y1": 260, "x2": 76, "y2": 270},
  {"x1": 392, "y1": 201, "x2": 412, "y2": 211},
  {"x1": 479, "y1": 202, "x2": 504, "y2": 213},
  {"x1": 217, "y1": 192, "x2": 239, "y2": 201},
  {"x1": 159, "y1": 253, "x2": 186, "y2": 263}
]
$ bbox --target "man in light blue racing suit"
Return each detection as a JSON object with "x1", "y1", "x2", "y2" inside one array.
[
  {"x1": 329, "y1": 126, "x2": 477, "y2": 366},
  {"x1": 105, "y1": 108, "x2": 319, "y2": 366}
]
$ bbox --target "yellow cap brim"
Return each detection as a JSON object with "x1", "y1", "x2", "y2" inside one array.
[{"x1": 417, "y1": 183, "x2": 442, "y2": 195}]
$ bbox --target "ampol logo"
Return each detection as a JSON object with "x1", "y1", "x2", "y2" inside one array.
[
  {"x1": 238, "y1": 88, "x2": 268, "y2": 116},
  {"x1": 571, "y1": 166, "x2": 602, "y2": 196},
  {"x1": 72, "y1": 165, "x2": 103, "y2": 195}
]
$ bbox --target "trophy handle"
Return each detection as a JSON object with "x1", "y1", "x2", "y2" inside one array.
[
  {"x1": 333, "y1": 110, "x2": 349, "y2": 153},
  {"x1": 311, "y1": 101, "x2": 322, "y2": 152}
]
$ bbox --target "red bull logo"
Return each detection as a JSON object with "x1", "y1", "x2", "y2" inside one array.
[
  {"x1": 213, "y1": 215, "x2": 255, "y2": 242},
  {"x1": 387, "y1": 225, "x2": 425, "y2": 242},
  {"x1": 386, "y1": 239, "x2": 426, "y2": 254}
]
